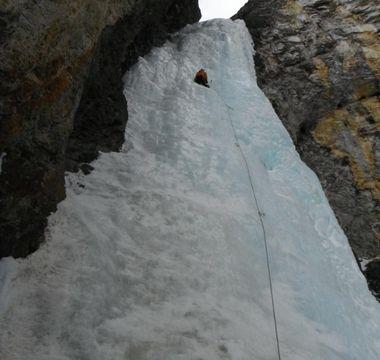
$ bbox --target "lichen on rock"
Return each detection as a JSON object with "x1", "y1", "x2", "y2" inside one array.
[
  {"x1": 0, "y1": 0, "x2": 201, "y2": 258},
  {"x1": 234, "y1": 0, "x2": 380, "y2": 299}
]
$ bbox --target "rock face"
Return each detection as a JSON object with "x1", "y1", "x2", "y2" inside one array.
[
  {"x1": 234, "y1": 0, "x2": 380, "y2": 299},
  {"x1": 365, "y1": 258, "x2": 380, "y2": 297},
  {"x1": 0, "y1": 0, "x2": 201, "y2": 258}
]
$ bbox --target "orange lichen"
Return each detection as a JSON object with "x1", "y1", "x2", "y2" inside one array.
[
  {"x1": 33, "y1": 72, "x2": 72, "y2": 106},
  {"x1": 313, "y1": 57, "x2": 330, "y2": 86},
  {"x1": 281, "y1": 0, "x2": 303, "y2": 16},
  {"x1": 27, "y1": 48, "x2": 93, "y2": 108},
  {"x1": 354, "y1": 82, "x2": 378, "y2": 101},
  {"x1": 313, "y1": 98, "x2": 380, "y2": 201},
  {"x1": 362, "y1": 97, "x2": 380, "y2": 123},
  {"x1": 356, "y1": 31, "x2": 380, "y2": 77}
]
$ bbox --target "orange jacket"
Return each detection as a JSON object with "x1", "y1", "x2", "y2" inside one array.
[{"x1": 195, "y1": 69, "x2": 208, "y2": 82}]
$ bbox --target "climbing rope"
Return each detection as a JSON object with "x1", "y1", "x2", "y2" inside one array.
[{"x1": 215, "y1": 91, "x2": 282, "y2": 360}]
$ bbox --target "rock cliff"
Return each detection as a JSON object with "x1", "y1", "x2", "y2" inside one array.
[
  {"x1": 234, "y1": 0, "x2": 380, "y2": 298},
  {"x1": 0, "y1": 0, "x2": 201, "y2": 258}
]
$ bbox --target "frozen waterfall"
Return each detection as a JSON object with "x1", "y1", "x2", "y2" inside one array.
[{"x1": 0, "y1": 19, "x2": 379, "y2": 360}]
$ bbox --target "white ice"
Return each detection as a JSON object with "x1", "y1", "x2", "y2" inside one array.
[{"x1": 0, "y1": 19, "x2": 379, "y2": 360}]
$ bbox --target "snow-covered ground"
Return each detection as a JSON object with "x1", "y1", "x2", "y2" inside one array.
[{"x1": 0, "y1": 19, "x2": 379, "y2": 360}]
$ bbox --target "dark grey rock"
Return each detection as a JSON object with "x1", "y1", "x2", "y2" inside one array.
[
  {"x1": 66, "y1": 0, "x2": 201, "y2": 171},
  {"x1": 365, "y1": 258, "x2": 380, "y2": 301},
  {"x1": 0, "y1": 0, "x2": 200, "y2": 258}
]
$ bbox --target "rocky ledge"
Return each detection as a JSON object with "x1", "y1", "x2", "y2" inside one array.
[
  {"x1": 0, "y1": 0, "x2": 201, "y2": 258},
  {"x1": 234, "y1": 0, "x2": 380, "y2": 299}
]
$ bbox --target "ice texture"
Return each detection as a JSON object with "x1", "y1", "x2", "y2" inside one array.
[{"x1": 0, "y1": 19, "x2": 379, "y2": 360}]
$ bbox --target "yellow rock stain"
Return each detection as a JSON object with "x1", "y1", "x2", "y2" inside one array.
[
  {"x1": 313, "y1": 57, "x2": 330, "y2": 86},
  {"x1": 313, "y1": 97, "x2": 380, "y2": 201}
]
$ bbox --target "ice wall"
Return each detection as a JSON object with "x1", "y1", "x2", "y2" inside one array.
[{"x1": 0, "y1": 19, "x2": 379, "y2": 360}]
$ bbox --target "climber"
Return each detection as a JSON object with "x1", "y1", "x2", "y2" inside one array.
[{"x1": 194, "y1": 68, "x2": 209, "y2": 88}]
